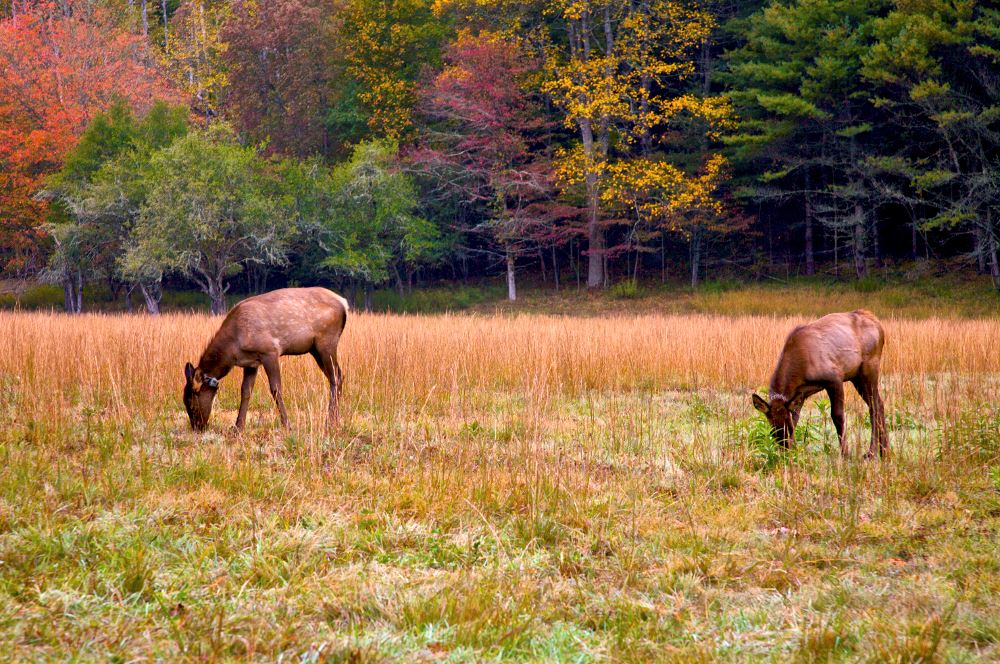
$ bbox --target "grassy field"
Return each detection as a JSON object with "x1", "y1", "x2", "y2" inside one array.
[{"x1": 1, "y1": 294, "x2": 998, "y2": 661}]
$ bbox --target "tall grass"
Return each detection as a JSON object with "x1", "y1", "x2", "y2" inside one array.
[
  {"x1": 0, "y1": 309, "x2": 997, "y2": 660},
  {"x1": 2, "y1": 311, "x2": 996, "y2": 422}
]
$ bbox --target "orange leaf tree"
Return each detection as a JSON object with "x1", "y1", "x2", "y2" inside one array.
[{"x1": 0, "y1": 0, "x2": 175, "y2": 277}]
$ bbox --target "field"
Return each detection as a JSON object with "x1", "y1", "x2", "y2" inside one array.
[{"x1": 1, "y1": 296, "x2": 999, "y2": 661}]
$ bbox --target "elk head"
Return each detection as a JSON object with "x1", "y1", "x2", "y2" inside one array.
[
  {"x1": 751, "y1": 393, "x2": 803, "y2": 448},
  {"x1": 184, "y1": 362, "x2": 219, "y2": 431}
]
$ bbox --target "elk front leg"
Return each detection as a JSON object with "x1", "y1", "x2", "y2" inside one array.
[
  {"x1": 234, "y1": 366, "x2": 258, "y2": 431},
  {"x1": 261, "y1": 354, "x2": 289, "y2": 428},
  {"x1": 826, "y1": 382, "x2": 847, "y2": 457}
]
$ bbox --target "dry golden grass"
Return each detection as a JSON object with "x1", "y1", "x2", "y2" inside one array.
[
  {"x1": 4, "y1": 310, "x2": 997, "y2": 420},
  {"x1": 0, "y1": 308, "x2": 998, "y2": 661}
]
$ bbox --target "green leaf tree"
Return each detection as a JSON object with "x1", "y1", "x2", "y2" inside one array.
[
  {"x1": 128, "y1": 124, "x2": 293, "y2": 313},
  {"x1": 322, "y1": 140, "x2": 443, "y2": 308},
  {"x1": 46, "y1": 100, "x2": 188, "y2": 313},
  {"x1": 862, "y1": 0, "x2": 1000, "y2": 289},
  {"x1": 725, "y1": 0, "x2": 886, "y2": 277}
]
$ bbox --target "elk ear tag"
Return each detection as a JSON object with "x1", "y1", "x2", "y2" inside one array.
[
  {"x1": 751, "y1": 393, "x2": 770, "y2": 415},
  {"x1": 185, "y1": 362, "x2": 195, "y2": 383}
]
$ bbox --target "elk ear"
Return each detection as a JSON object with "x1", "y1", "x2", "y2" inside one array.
[
  {"x1": 751, "y1": 393, "x2": 770, "y2": 415},
  {"x1": 191, "y1": 367, "x2": 204, "y2": 390},
  {"x1": 788, "y1": 393, "x2": 806, "y2": 414},
  {"x1": 184, "y1": 362, "x2": 195, "y2": 383}
]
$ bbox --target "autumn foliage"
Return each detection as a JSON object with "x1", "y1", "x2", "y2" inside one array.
[
  {"x1": 0, "y1": 0, "x2": 175, "y2": 274},
  {"x1": 2, "y1": 0, "x2": 999, "y2": 299}
]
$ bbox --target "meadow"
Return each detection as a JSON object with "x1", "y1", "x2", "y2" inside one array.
[{"x1": 0, "y1": 296, "x2": 998, "y2": 661}]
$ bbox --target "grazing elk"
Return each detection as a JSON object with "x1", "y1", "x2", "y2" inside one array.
[
  {"x1": 183, "y1": 287, "x2": 349, "y2": 431},
  {"x1": 751, "y1": 309, "x2": 888, "y2": 458}
]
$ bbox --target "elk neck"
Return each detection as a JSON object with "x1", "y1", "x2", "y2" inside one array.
[
  {"x1": 198, "y1": 334, "x2": 235, "y2": 382},
  {"x1": 769, "y1": 354, "x2": 803, "y2": 404}
]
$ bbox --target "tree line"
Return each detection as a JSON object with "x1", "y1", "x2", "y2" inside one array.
[{"x1": 1, "y1": 0, "x2": 998, "y2": 312}]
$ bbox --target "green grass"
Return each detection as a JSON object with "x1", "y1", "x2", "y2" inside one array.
[{"x1": 1, "y1": 385, "x2": 998, "y2": 660}]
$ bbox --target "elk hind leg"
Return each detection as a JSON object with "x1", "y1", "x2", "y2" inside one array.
[
  {"x1": 853, "y1": 370, "x2": 887, "y2": 459},
  {"x1": 311, "y1": 341, "x2": 342, "y2": 427}
]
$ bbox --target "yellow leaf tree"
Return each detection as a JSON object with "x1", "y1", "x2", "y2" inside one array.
[
  {"x1": 439, "y1": 0, "x2": 729, "y2": 288},
  {"x1": 163, "y1": 0, "x2": 230, "y2": 122},
  {"x1": 340, "y1": 0, "x2": 446, "y2": 141}
]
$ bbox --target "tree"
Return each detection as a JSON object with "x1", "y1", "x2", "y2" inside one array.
[
  {"x1": 46, "y1": 101, "x2": 189, "y2": 313},
  {"x1": 414, "y1": 32, "x2": 555, "y2": 301},
  {"x1": 322, "y1": 140, "x2": 443, "y2": 308},
  {"x1": 602, "y1": 153, "x2": 737, "y2": 286},
  {"x1": 862, "y1": 0, "x2": 1000, "y2": 290},
  {"x1": 725, "y1": 0, "x2": 885, "y2": 278},
  {"x1": 128, "y1": 124, "x2": 292, "y2": 313},
  {"x1": 441, "y1": 0, "x2": 722, "y2": 287},
  {"x1": 0, "y1": 0, "x2": 175, "y2": 278},
  {"x1": 163, "y1": 0, "x2": 229, "y2": 121},
  {"x1": 223, "y1": 0, "x2": 341, "y2": 157},
  {"x1": 543, "y1": 1, "x2": 723, "y2": 288},
  {"x1": 333, "y1": 0, "x2": 447, "y2": 142}
]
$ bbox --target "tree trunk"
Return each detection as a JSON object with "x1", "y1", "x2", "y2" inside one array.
[
  {"x1": 394, "y1": 265, "x2": 405, "y2": 299},
  {"x1": 63, "y1": 278, "x2": 76, "y2": 313},
  {"x1": 63, "y1": 269, "x2": 84, "y2": 313},
  {"x1": 661, "y1": 232, "x2": 666, "y2": 283},
  {"x1": 833, "y1": 227, "x2": 839, "y2": 278},
  {"x1": 551, "y1": 245, "x2": 560, "y2": 290},
  {"x1": 538, "y1": 248, "x2": 546, "y2": 283},
  {"x1": 140, "y1": 0, "x2": 148, "y2": 37},
  {"x1": 804, "y1": 176, "x2": 815, "y2": 276},
  {"x1": 988, "y1": 212, "x2": 1000, "y2": 292},
  {"x1": 364, "y1": 282, "x2": 373, "y2": 311},
  {"x1": 873, "y1": 217, "x2": 881, "y2": 267},
  {"x1": 207, "y1": 278, "x2": 227, "y2": 315},
  {"x1": 138, "y1": 281, "x2": 161, "y2": 315},
  {"x1": 975, "y1": 225, "x2": 987, "y2": 273},
  {"x1": 506, "y1": 248, "x2": 517, "y2": 302},
  {"x1": 912, "y1": 215, "x2": 919, "y2": 260},
  {"x1": 161, "y1": 0, "x2": 168, "y2": 49},
  {"x1": 690, "y1": 224, "x2": 702, "y2": 288},
  {"x1": 75, "y1": 270, "x2": 83, "y2": 313},
  {"x1": 582, "y1": 126, "x2": 605, "y2": 289},
  {"x1": 853, "y1": 206, "x2": 866, "y2": 279}
]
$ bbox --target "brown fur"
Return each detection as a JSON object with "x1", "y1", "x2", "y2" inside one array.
[
  {"x1": 183, "y1": 287, "x2": 349, "y2": 431},
  {"x1": 751, "y1": 309, "x2": 888, "y2": 457}
]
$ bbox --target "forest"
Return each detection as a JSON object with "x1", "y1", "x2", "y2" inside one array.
[{"x1": 1, "y1": 0, "x2": 999, "y2": 312}]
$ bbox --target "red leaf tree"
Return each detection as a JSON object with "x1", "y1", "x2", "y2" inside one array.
[
  {"x1": 413, "y1": 32, "x2": 559, "y2": 301},
  {"x1": 223, "y1": 0, "x2": 340, "y2": 157},
  {"x1": 0, "y1": 0, "x2": 175, "y2": 276}
]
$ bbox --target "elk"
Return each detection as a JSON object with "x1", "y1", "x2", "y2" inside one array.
[
  {"x1": 183, "y1": 287, "x2": 348, "y2": 432},
  {"x1": 751, "y1": 309, "x2": 888, "y2": 458}
]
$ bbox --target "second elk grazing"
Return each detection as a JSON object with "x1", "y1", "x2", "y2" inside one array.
[
  {"x1": 183, "y1": 287, "x2": 349, "y2": 431},
  {"x1": 751, "y1": 309, "x2": 888, "y2": 458}
]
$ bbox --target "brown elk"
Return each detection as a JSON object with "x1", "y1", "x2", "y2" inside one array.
[
  {"x1": 183, "y1": 287, "x2": 349, "y2": 431},
  {"x1": 751, "y1": 309, "x2": 888, "y2": 458}
]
